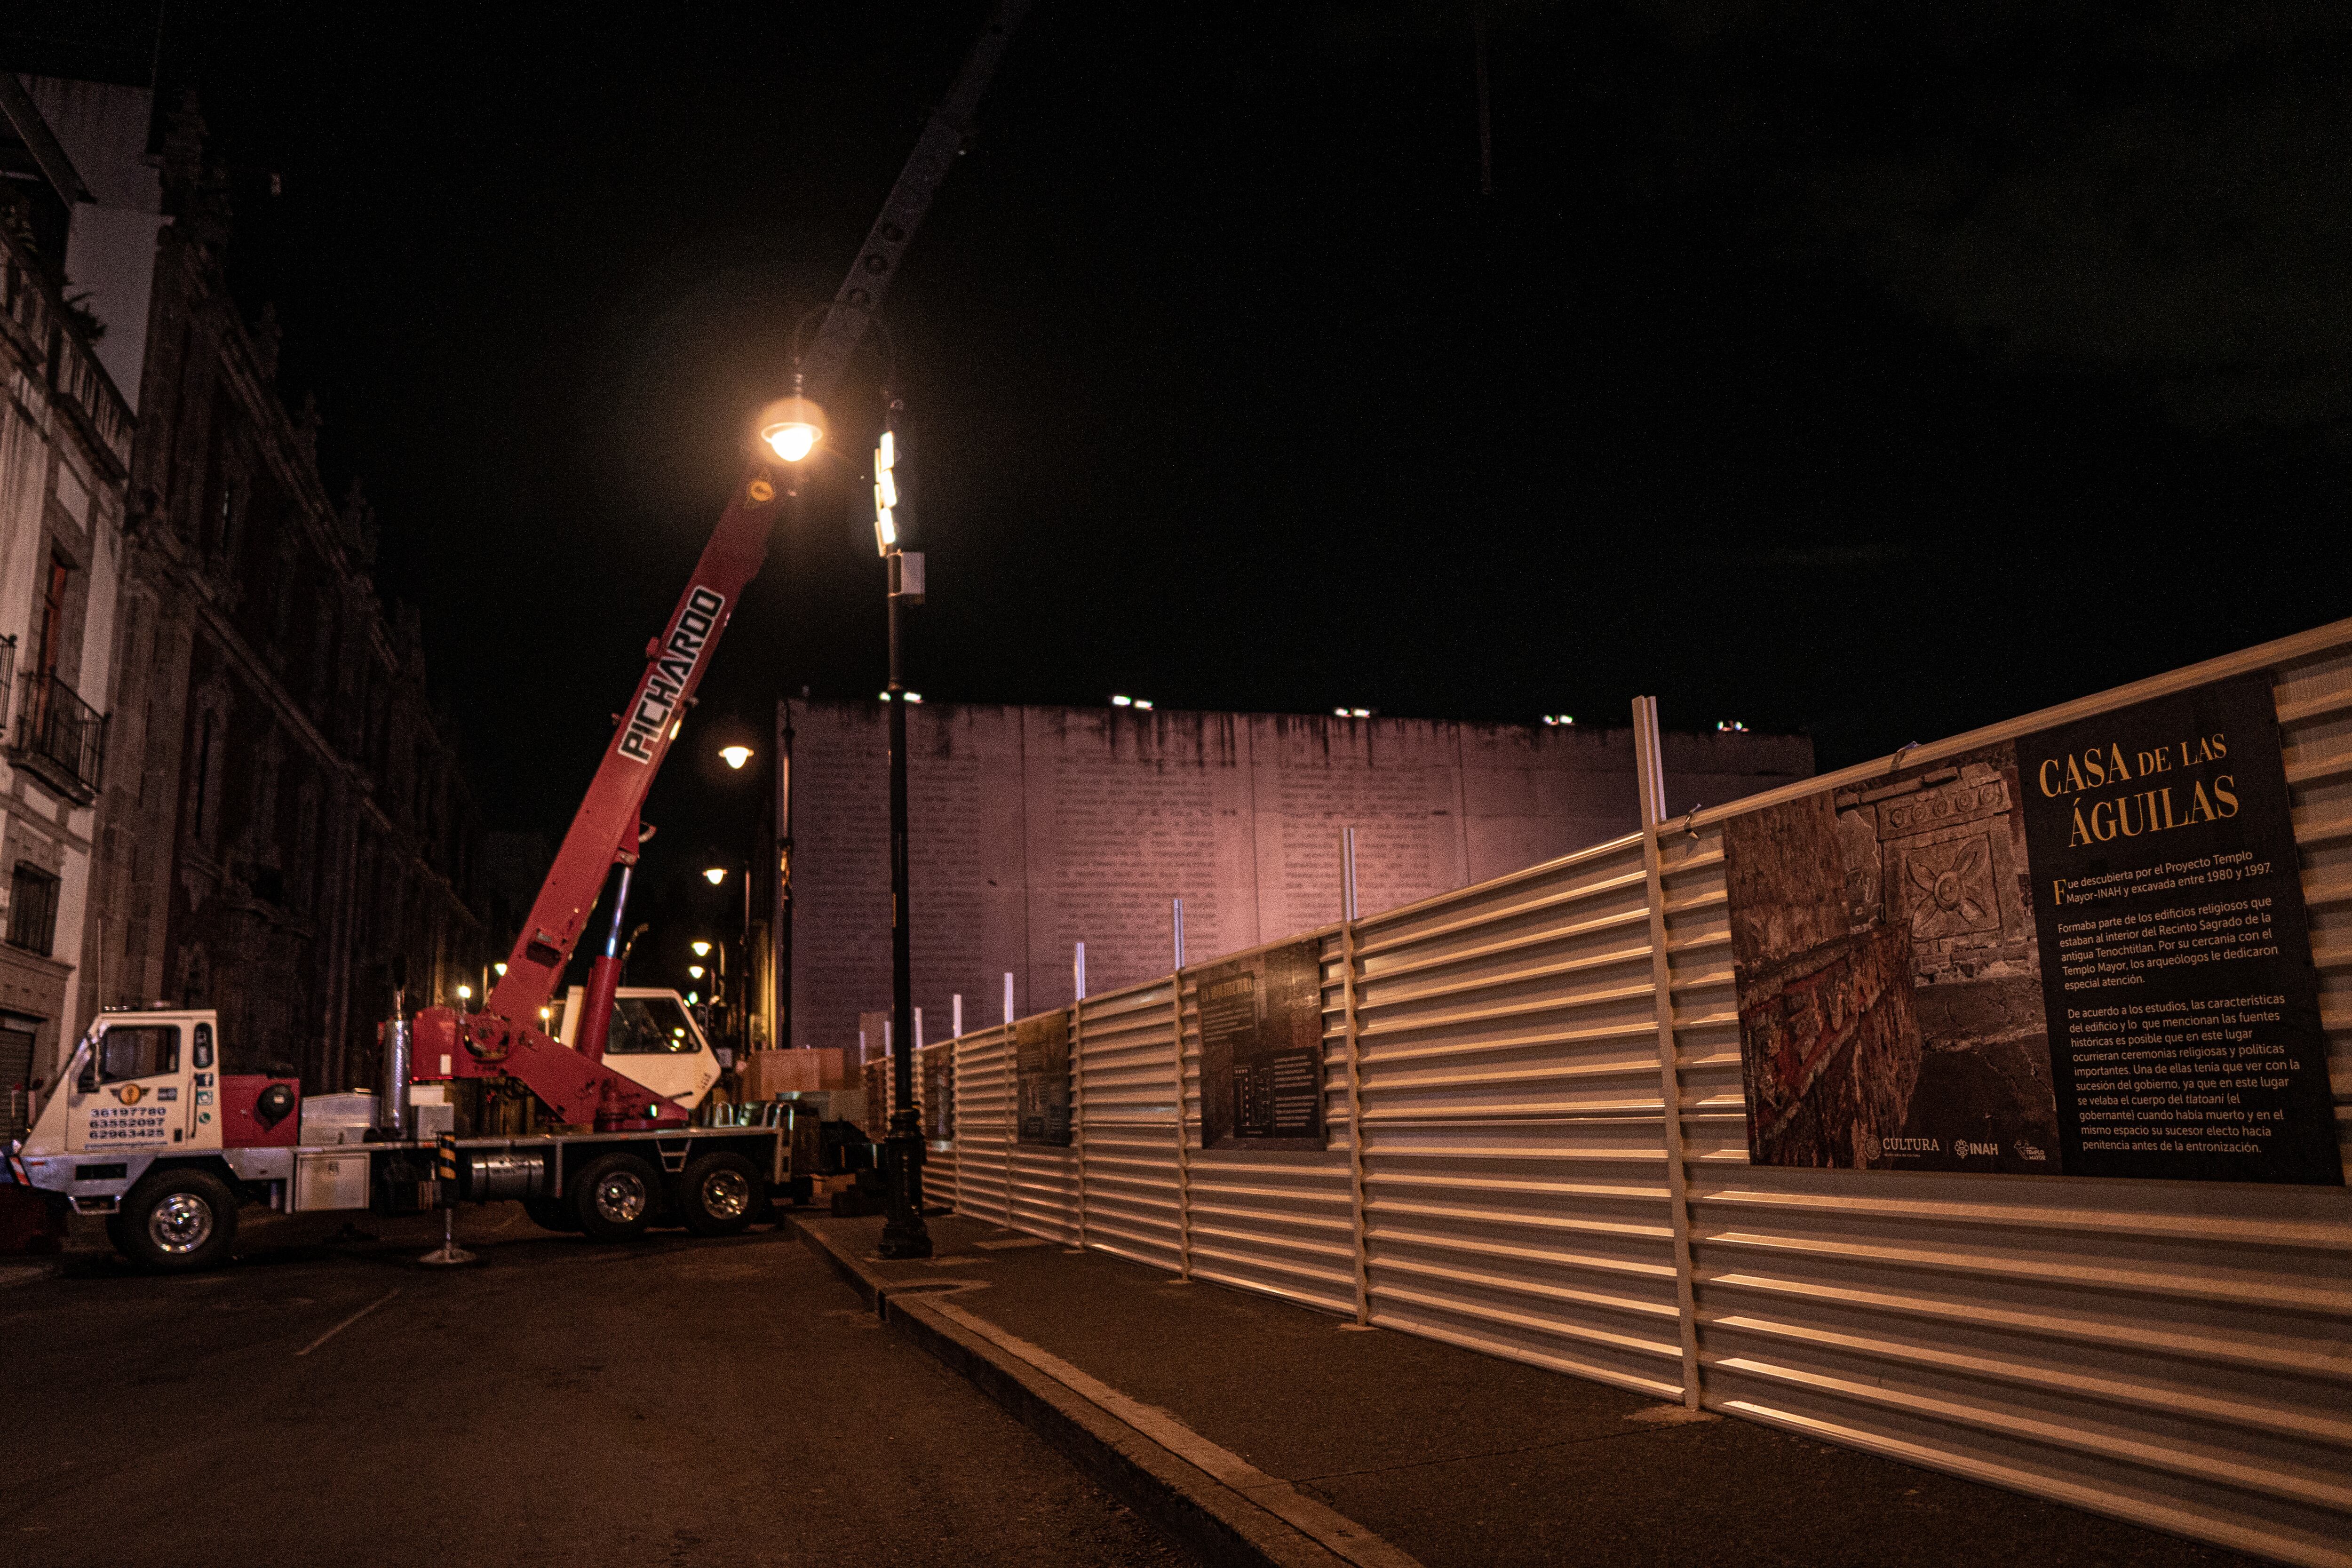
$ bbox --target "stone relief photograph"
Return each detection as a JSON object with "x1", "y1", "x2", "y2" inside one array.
[{"x1": 1724, "y1": 743, "x2": 2062, "y2": 1174}]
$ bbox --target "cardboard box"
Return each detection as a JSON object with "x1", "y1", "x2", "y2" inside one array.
[{"x1": 740, "y1": 1049, "x2": 855, "y2": 1100}]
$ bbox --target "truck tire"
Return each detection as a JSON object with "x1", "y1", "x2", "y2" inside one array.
[
  {"x1": 570, "y1": 1153, "x2": 658, "y2": 1242},
  {"x1": 116, "y1": 1169, "x2": 238, "y2": 1273},
  {"x1": 675, "y1": 1151, "x2": 760, "y2": 1237},
  {"x1": 521, "y1": 1194, "x2": 579, "y2": 1233}
]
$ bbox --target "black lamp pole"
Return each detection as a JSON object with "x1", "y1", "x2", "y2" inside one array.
[{"x1": 877, "y1": 394, "x2": 930, "y2": 1259}]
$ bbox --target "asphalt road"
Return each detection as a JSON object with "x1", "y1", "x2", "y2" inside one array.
[{"x1": 0, "y1": 1205, "x2": 1195, "y2": 1568}]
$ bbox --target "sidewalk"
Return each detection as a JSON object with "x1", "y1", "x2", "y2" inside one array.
[{"x1": 796, "y1": 1212, "x2": 2262, "y2": 1568}]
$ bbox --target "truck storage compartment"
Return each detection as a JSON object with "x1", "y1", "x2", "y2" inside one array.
[
  {"x1": 298, "y1": 1091, "x2": 380, "y2": 1146},
  {"x1": 294, "y1": 1151, "x2": 370, "y2": 1211}
]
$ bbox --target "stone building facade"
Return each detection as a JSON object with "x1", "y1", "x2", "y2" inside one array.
[
  {"x1": 22, "y1": 79, "x2": 486, "y2": 1091},
  {"x1": 0, "y1": 74, "x2": 135, "y2": 1138}
]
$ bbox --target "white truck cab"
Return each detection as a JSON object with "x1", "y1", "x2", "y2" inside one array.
[
  {"x1": 50, "y1": 1011, "x2": 223, "y2": 1155},
  {"x1": 547, "y1": 987, "x2": 721, "y2": 1110}
]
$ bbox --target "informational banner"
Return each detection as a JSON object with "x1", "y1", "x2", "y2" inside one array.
[
  {"x1": 1724, "y1": 674, "x2": 2339, "y2": 1186},
  {"x1": 1197, "y1": 939, "x2": 1327, "y2": 1150},
  {"x1": 1015, "y1": 1011, "x2": 1071, "y2": 1147},
  {"x1": 921, "y1": 1046, "x2": 954, "y2": 1142}
]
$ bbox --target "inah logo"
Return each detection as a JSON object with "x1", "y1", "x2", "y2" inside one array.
[{"x1": 619, "y1": 587, "x2": 726, "y2": 764}]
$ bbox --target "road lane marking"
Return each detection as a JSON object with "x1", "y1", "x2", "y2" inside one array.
[
  {"x1": 925, "y1": 1296, "x2": 1426, "y2": 1568},
  {"x1": 295, "y1": 1288, "x2": 400, "y2": 1356}
]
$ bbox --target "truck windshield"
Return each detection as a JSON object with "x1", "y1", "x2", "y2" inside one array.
[{"x1": 604, "y1": 997, "x2": 702, "y2": 1055}]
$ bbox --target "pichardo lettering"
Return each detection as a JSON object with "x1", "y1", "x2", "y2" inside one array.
[{"x1": 618, "y1": 587, "x2": 725, "y2": 764}]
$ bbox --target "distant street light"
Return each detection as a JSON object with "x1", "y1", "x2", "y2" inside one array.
[
  {"x1": 456, "y1": 984, "x2": 473, "y2": 1005},
  {"x1": 688, "y1": 965, "x2": 705, "y2": 980},
  {"x1": 691, "y1": 940, "x2": 712, "y2": 958},
  {"x1": 720, "y1": 744, "x2": 753, "y2": 770},
  {"x1": 704, "y1": 866, "x2": 728, "y2": 885}
]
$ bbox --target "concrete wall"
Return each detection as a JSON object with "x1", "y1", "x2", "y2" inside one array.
[{"x1": 784, "y1": 700, "x2": 1812, "y2": 1052}]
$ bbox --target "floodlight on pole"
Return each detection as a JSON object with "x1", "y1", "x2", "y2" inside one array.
[
  {"x1": 703, "y1": 866, "x2": 728, "y2": 885},
  {"x1": 873, "y1": 427, "x2": 899, "y2": 556},
  {"x1": 720, "y1": 744, "x2": 753, "y2": 769}
]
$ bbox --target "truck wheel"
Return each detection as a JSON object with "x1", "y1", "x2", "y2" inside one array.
[
  {"x1": 521, "y1": 1194, "x2": 579, "y2": 1233},
  {"x1": 675, "y1": 1152, "x2": 760, "y2": 1237},
  {"x1": 117, "y1": 1170, "x2": 238, "y2": 1272},
  {"x1": 570, "y1": 1153, "x2": 658, "y2": 1242}
]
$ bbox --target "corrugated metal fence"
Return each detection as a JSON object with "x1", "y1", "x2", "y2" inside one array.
[{"x1": 921, "y1": 621, "x2": 2352, "y2": 1568}]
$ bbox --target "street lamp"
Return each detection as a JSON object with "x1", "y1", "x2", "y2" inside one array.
[
  {"x1": 720, "y1": 744, "x2": 753, "y2": 770},
  {"x1": 687, "y1": 964, "x2": 704, "y2": 980},
  {"x1": 875, "y1": 395, "x2": 930, "y2": 1259},
  {"x1": 699, "y1": 860, "x2": 753, "y2": 1052},
  {"x1": 755, "y1": 383, "x2": 827, "y2": 464}
]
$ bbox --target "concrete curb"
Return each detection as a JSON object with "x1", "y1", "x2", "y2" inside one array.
[{"x1": 790, "y1": 1218, "x2": 1359, "y2": 1568}]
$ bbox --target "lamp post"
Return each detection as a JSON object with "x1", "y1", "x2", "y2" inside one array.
[
  {"x1": 758, "y1": 358, "x2": 927, "y2": 1256},
  {"x1": 875, "y1": 397, "x2": 930, "y2": 1259},
  {"x1": 701, "y1": 861, "x2": 753, "y2": 1053}
]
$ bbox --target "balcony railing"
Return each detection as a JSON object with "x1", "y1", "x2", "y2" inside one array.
[{"x1": 8, "y1": 669, "x2": 107, "y2": 804}]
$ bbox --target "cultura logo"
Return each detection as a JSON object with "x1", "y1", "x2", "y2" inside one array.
[{"x1": 115, "y1": 1083, "x2": 145, "y2": 1105}]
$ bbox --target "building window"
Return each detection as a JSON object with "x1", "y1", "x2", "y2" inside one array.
[
  {"x1": 7, "y1": 863, "x2": 62, "y2": 956},
  {"x1": 38, "y1": 554, "x2": 70, "y2": 679},
  {"x1": 190, "y1": 708, "x2": 215, "y2": 839}
]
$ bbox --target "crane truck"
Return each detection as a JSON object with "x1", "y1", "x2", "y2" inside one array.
[
  {"x1": 3, "y1": 457, "x2": 826, "y2": 1270},
  {"x1": 4, "y1": 0, "x2": 1039, "y2": 1269}
]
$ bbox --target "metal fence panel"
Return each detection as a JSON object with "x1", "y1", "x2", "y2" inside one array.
[
  {"x1": 1176, "y1": 944, "x2": 1358, "y2": 1313},
  {"x1": 1667, "y1": 637, "x2": 2352, "y2": 1568},
  {"x1": 910, "y1": 619, "x2": 2352, "y2": 1567},
  {"x1": 1076, "y1": 981, "x2": 1184, "y2": 1272},
  {"x1": 949, "y1": 1027, "x2": 1015, "y2": 1228},
  {"x1": 1351, "y1": 836, "x2": 1687, "y2": 1398}
]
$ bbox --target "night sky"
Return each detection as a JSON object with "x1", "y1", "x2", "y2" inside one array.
[{"x1": 11, "y1": 3, "x2": 2345, "y2": 961}]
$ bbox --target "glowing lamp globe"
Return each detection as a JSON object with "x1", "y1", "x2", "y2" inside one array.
[{"x1": 755, "y1": 395, "x2": 827, "y2": 463}]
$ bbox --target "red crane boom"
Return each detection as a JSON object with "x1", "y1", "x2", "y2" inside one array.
[{"x1": 410, "y1": 0, "x2": 1033, "y2": 1129}]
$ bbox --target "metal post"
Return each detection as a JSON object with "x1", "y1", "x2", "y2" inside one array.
[
  {"x1": 1172, "y1": 897, "x2": 1185, "y2": 968},
  {"x1": 879, "y1": 545, "x2": 930, "y2": 1258},
  {"x1": 1632, "y1": 695, "x2": 1702, "y2": 1409},
  {"x1": 1172, "y1": 969, "x2": 1192, "y2": 1281},
  {"x1": 1072, "y1": 997, "x2": 1087, "y2": 1252},
  {"x1": 1341, "y1": 826, "x2": 1358, "y2": 922},
  {"x1": 1342, "y1": 918, "x2": 1369, "y2": 1325},
  {"x1": 1002, "y1": 971, "x2": 1016, "y2": 1225},
  {"x1": 775, "y1": 698, "x2": 794, "y2": 1050}
]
